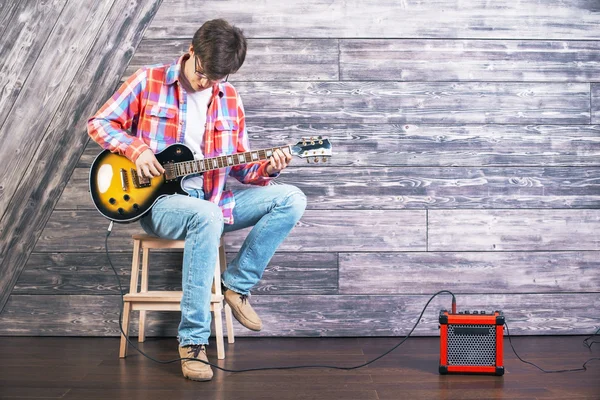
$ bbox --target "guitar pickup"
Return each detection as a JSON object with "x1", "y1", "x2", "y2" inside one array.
[
  {"x1": 120, "y1": 168, "x2": 129, "y2": 191},
  {"x1": 163, "y1": 162, "x2": 176, "y2": 181},
  {"x1": 131, "y1": 168, "x2": 151, "y2": 188}
]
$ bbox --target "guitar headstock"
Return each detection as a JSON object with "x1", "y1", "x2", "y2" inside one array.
[{"x1": 290, "y1": 136, "x2": 332, "y2": 164}]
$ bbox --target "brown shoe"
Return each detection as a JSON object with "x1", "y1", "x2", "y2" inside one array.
[
  {"x1": 224, "y1": 289, "x2": 263, "y2": 331},
  {"x1": 178, "y1": 344, "x2": 213, "y2": 381}
]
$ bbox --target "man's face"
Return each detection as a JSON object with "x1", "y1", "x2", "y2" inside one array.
[{"x1": 184, "y1": 46, "x2": 228, "y2": 91}]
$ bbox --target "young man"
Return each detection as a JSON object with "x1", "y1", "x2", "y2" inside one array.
[{"x1": 88, "y1": 19, "x2": 306, "y2": 381}]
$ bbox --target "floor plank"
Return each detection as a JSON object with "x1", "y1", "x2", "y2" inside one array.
[{"x1": 0, "y1": 336, "x2": 597, "y2": 400}]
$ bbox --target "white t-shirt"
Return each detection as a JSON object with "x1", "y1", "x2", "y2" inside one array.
[{"x1": 182, "y1": 88, "x2": 212, "y2": 191}]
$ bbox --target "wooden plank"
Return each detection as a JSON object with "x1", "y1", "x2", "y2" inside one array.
[
  {"x1": 0, "y1": 0, "x2": 163, "y2": 314},
  {"x1": 340, "y1": 40, "x2": 600, "y2": 82},
  {"x1": 429, "y1": 210, "x2": 600, "y2": 251},
  {"x1": 0, "y1": 0, "x2": 114, "y2": 218},
  {"x1": 339, "y1": 251, "x2": 600, "y2": 294},
  {"x1": 78, "y1": 124, "x2": 600, "y2": 168},
  {"x1": 34, "y1": 210, "x2": 426, "y2": 252},
  {"x1": 0, "y1": 0, "x2": 67, "y2": 132},
  {"x1": 1, "y1": 293, "x2": 597, "y2": 336},
  {"x1": 592, "y1": 84, "x2": 600, "y2": 124},
  {"x1": 124, "y1": 38, "x2": 339, "y2": 81},
  {"x1": 0, "y1": 1, "x2": 20, "y2": 39},
  {"x1": 14, "y1": 252, "x2": 338, "y2": 295},
  {"x1": 145, "y1": 0, "x2": 600, "y2": 40},
  {"x1": 235, "y1": 82, "x2": 590, "y2": 124},
  {"x1": 58, "y1": 166, "x2": 600, "y2": 210}
]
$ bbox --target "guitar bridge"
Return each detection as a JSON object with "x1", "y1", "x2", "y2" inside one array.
[{"x1": 131, "y1": 168, "x2": 151, "y2": 188}]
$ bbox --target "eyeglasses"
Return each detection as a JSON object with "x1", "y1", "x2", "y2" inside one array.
[{"x1": 194, "y1": 55, "x2": 229, "y2": 83}]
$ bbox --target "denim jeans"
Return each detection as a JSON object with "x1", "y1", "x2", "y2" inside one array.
[{"x1": 138, "y1": 183, "x2": 307, "y2": 346}]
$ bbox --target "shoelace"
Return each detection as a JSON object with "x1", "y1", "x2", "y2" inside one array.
[
  {"x1": 240, "y1": 294, "x2": 248, "y2": 304},
  {"x1": 187, "y1": 344, "x2": 205, "y2": 358}
]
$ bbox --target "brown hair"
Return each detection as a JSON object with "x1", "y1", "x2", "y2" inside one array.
[{"x1": 192, "y1": 19, "x2": 247, "y2": 79}]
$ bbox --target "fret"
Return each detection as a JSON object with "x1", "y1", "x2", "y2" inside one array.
[
  {"x1": 251, "y1": 151, "x2": 258, "y2": 161},
  {"x1": 265, "y1": 149, "x2": 273, "y2": 158},
  {"x1": 227, "y1": 155, "x2": 233, "y2": 166}
]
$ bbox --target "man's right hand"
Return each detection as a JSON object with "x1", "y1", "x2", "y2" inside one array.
[{"x1": 136, "y1": 149, "x2": 165, "y2": 179}]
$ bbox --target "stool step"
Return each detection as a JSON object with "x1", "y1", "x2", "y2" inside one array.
[{"x1": 124, "y1": 291, "x2": 223, "y2": 303}]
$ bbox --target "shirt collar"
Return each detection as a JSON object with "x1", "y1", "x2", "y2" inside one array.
[{"x1": 166, "y1": 54, "x2": 224, "y2": 97}]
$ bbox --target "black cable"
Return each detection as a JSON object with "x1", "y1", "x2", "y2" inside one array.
[
  {"x1": 105, "y1": 223, "x2": 456, "y2": 372},
  {"x1": 505, "y1": 322, "x2": 600, "y2": 373},
  {"x1": 582, "y1": 326, "x2": 600, "y2": 351}
]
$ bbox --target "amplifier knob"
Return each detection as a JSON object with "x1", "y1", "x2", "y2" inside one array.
[
  {"x1": 117, "y1": 208, "x2": 124, "y2": 215},
  {"x1": 123, "y1": 194, "x2": 130, "y2": 201},
  {"x1": 133, "y1": 203, "x2": 139, "y2": 211},
  {"x1": 109, "y1": 198, "x2": 116, "y2": 205}
]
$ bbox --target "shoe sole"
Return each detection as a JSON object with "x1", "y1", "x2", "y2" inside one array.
[{"x1": 183, "y1": 374, "x2": 213, "y2": 381}]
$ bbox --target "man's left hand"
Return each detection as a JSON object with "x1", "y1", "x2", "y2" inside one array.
[{"x1": 265, "y1": 148, "x2": 292, "y2": 176}]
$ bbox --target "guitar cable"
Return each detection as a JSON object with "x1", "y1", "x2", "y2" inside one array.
[{"x1": 104, "y1": 222, "x2": 599, "y2": 373}]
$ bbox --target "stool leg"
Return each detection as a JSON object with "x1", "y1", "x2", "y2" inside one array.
[
  {"x1": 119, "y1": 301, "x2": 132, "y2": 358},
  {"x1": 214, "y1": 303, "x2": 225, "y2": 360},
  {"x1": 138, "y1": 311, "x2": 146, "y2": 343},
  {"x1": 139, "y1": 247, "x2": 149, "y2": 342},
  {"x1": 225, "y1": 303, "x2": 235, "y2": 344}
]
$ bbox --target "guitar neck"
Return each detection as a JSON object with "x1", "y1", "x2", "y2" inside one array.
[{"x1": 169, "y1": 145, "x2": 291, "y2": 178}]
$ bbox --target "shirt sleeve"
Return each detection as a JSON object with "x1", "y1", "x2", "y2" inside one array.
[
  {"x1": 229, "y1": 92, "x2": 279, "y2": 185},
  {"x1": 87, "y1": 68, "x2": 150, "y2": 163}
]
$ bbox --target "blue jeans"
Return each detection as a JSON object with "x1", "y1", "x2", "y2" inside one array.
[{"x1": 138, "y1": 183, "x2": 307, "y2": 346}]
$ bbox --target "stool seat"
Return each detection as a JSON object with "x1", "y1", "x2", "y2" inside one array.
[{"x1": 119, "y1": 234, "x2": 235, "y2": 360}]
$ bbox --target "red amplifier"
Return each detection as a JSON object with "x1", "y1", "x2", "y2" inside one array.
[{"x1": 439, "y1": 310, "x2": 505, "y2": 376}]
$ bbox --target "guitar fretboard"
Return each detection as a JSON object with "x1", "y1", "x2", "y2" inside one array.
[{"x1": 170, "y1": 146, "x2": 290, "y2": 178}]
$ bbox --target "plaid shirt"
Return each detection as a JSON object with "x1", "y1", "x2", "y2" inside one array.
[{"x1": 88, "y1": 55, "x2": 274, "y2": 224}]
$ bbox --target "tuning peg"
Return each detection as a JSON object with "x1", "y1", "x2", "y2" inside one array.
[
  {"x1": 314, "y1": 157, "x2": 319, "y2": 163},
  {"x1": 322, "y1": 157, "x2": 327, "y2": 162}
]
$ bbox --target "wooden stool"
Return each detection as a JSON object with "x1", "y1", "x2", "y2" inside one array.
[{"x1": 119, "y1": 234, "x2": 235, "y2": 359}]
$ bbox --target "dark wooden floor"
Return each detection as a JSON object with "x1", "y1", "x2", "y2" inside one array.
[{"x1": 0, "y1": 336, "x2": 598, "y2": 399}]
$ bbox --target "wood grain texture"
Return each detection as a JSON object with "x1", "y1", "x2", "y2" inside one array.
[
  {"x1": 144, "y1": 0, "x2": 600, "y2": 40},
  {"x1": 339, "y1": 251, "x2": 600, "y2": 294},
  {"x1": 0, "y1": 1, "x2": 21, "y2": 42},
  {"x1": 35, "y1": 210, "x2": 426, "y2": 252},
  {"x1": 124, "y1": 38, "x2": 339, "y2": 81},
  {"x1": 0, "y1": 0, "x2": 67, "y2": 133},
  {"x1": 0, "y1": 0, "x2": 115, "y2": 217},
  {"x1": 592, "y1": 84, "x2": 600, "y2": 124},
  {"x1": 429, "y1": 210, "x2": 600, "y2": 251},
  {"x1": 0, "y1": 0, "x2": 163, "y2": 313},
  {"x1": 14, "y1": 252, "x2": 338, "y2": 295},
  {"x1": 340, "y1": 40, "x2": 600, "y2": 82},
  {"x1": 1, "y1": 293, "x2": 597, "y2": 336},
  {"x1": 235, "y1": 82, "x2": 590, "y2": 124},
  {"x1": 59, "y1": 166, "x2": 600, "y2": 210},
  {"x1": 79, "y1": 124, "x2": 600, "y2": 168}
]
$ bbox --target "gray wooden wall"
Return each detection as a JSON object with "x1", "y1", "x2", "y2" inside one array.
[{"x1": 2, "y1": 0, "x2": 600, "y2": 338}]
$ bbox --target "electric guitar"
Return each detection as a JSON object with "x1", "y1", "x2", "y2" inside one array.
[{"x1": 89, "y1": 137, "x2": 332, "y2": 223}]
